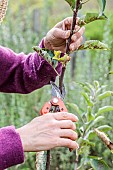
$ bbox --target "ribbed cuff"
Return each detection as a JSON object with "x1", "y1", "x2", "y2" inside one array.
[
  {"x1": 39, "y1": 39, "x2": 45, "y2": 48},
  {"x1": 0, "y1": 126, "x2": 24, "y2": 170}
]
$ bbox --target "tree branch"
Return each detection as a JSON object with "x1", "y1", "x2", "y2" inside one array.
[{"x1": 59, "y1": 0, "x2": 81, "y2": 93}]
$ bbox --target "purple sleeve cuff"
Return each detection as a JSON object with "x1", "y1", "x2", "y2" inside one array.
[
  {"x1": 0, "y1": 126, "x2": 24, "y2": 169},
  {"x1": 39, "y1": 39, "x2": 45, "y2": 48}
]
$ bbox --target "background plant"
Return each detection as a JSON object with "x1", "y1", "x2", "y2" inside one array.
[{"x1": 67, "y1": 80, "x2": 113, "y2": 169}]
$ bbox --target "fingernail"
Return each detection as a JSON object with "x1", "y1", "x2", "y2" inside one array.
[
  {"x1": 75, "y1": 116, "x2": 79, "y2": 121},
  {"x1": 65, "y1": 31, "x2": 70, "y2": 38},
  {"x1": 82, "y1": 26, "x2": 85, "y2": 31},
  {"x1": 71, "y1": 45, "x2": 74, "y2": 51},
  {"x1": 76, "y1": 143, "x2": 79, "y2": 149}
]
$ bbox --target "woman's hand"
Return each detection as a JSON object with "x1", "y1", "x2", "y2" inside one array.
[
  {"x1": 44, "y1": 17, "x2": 85, "y2": 53},
  {"x1": 17, "y1": 112, "x2": 79, "y2": 152}
]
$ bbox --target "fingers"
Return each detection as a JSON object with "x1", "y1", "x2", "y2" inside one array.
[
  {"x1": 71, "y1": 26, "x2": 85, "y2": 41},
  {"x1": 53, "y1": 17, "x2": 81, "y2": 40},
  {"x1": 59, "y1": 129, "x2": 78, "y2": 140},
  {"x1": 63, "y1": 17, "x2": 79, "y2": 30},
  {"x1": 56, "y1": 138, "x2": 79, "y2": 149},
  {"x1": 53, "y1": 45, "x2": 66, "y2": 53},
  {"x1": 52, "y1": 26, "x2": 85, "y2": 51},
  {"x1": 70, "y1": 27, "x2": 85, "y2": 51},
  {"x1": 70, "y1": 36, "x2": 83, "y2": 51},
  {"x1": 63, "y1": 17, "x2": 73, "y2": 30},
  {"x1": 58, "y1": 120, "x2": 76, "y2": 130},
  {"x1": 53, "y1": 112, "x2": 78, "y2": 122},
  {"x1": 53, "y1": 28, "x2": 70, "y2": 40}
]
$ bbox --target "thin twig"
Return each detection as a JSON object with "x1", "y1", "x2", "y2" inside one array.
[
  {"x1": 74, "y1": 149, "x2": 79, "y2": 170},
  {"x1": 59, "y1": 67, "x2": 66, "y2": 93},
  {"x1": 46, "y1": 150, "x2": 51, "y2": 170}
]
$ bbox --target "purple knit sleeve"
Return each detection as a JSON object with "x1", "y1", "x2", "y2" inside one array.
[
  {"x1": 0, "y1": 41, "x2": 62, "y2": 94},
  {"x1": 0, "y1": 126, "x2": 24, "y2": 170}
]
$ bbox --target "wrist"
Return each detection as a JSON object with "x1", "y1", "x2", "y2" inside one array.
[{"x1": 16, "y1": 127, "x2": 28, "y2": 152}]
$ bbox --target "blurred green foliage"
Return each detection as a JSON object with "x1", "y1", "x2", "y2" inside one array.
[{"x1": 0, "y1": 0, "x2": 113, "y2": 169}]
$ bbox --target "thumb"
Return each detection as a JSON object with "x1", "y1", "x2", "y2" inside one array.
[{"x1": 54, "y1": 28, "x2": 70, "y2": 39}]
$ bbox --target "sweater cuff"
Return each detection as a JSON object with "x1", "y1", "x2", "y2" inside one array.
[
  {"x1": 39, "y1": 38, "x2": 45, "y2": 48},
  {"x1": 0, "y1": 126, "x2": 24, "y2": 170}
]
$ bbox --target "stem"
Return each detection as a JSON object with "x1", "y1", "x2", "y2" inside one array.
[
  {"x1": 59, "y1": 67, "x2": 66, "y2": 93},
  {"x1": 82, "y1": 0, "x2": 91, "y2": 5},
  {"x1": 45, "y1": 106, "x2": 57, "y2": 170},
  {"x1": 66, "y1": 0, "x2": 81, "y2": 54},
  {"x1": 46, "y1": 150, "x2": 51, "y2": 170},
  {"x1": 74, "y1": 149, "x2": 79, "y2": 170},
  {"x1": 59, "y1": 0, "x2": 81, "y2": 93}
]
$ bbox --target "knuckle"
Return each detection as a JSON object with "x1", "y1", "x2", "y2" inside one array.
[
  {"x1": 82, "y1": 26, "x2": 85, "y2": 32},
  {"x1": 69, "y1": 130, "x2": 78, "y2": 140},
  {"x1": 80, "y1": 36, "x2": 83, "y2": 41},
  {"x1": 71, "y1": 130, "x2": 76, "y2": 138},
  {"x1": 69, "y1": 130, "x2": 74, "y2": 136},
  {"x1": 62, "y1": 112, "x2": 68, "y2": 119},
  {"x1": 54, "y1": 112, "x2": 62, "y2": 118},
  {"x1": 66, "y1": 17, "x2": 72, "y2": 21},
  {"x1": 72, "y1": 35, "x2": 77, "y2": 41},
  {"x1": 73, "y1": 124, "x2": 76, "y2": 130},
  {"x1": 76, "y1": 32, "x2": 81, "y2": 38},
  {"x1": 52, "y1": 28, "x2": 58, "y2": 36},
  {"x1": 47, "y1": 112, "x2": 54, "y2": 119},
  {"x1": 50, "y1": 119, "x2": 57, "y2": 127},
  {"x1": 74, "y1": 132, "x2": 78, "y2": 139},
  {"x1": 66, "y1": 140, "x2": 72, "y2": 148},
  {"x1": 67, "y1": 120, "x2": 73, "y2": 127}
]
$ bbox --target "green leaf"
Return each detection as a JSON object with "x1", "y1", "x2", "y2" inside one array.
[
  {"x1": 87, "y1": 106, "x2": 95, "y2": 122},
  {"x1": 109, "y1": 71, "x2": 113, "y2": 74},
  {"x1": 78, "y1": 40, "x2": 109, "y2": 51},
  {"x1": 53, "y1": 53, "x2": 70, "y2": 66},
  {"x1": 81, "y1": 92, "x2": 94, "y2": 107},
  {"x1": 97, "y1": 125, "x2": 112, "y2": 132},
  {"x1": 86, "y1": 130, "x2": 96, "y2": 140},
  {"x1": 65, "y1": 0, "x2": 76, "y2": 10},
  {"x1": 96, "y1": 85, "x2": 108, "y2": 94},
  {"x1": 93, "y1": 116, "x2": 104, "y2": 125},
  {"x1": 79, "y1": 145, "x2": 90, "y2": 157},
  {"x1": 86, "y1": 116, "x2": 104, "y2": 133},
  {"x1": 76, "y1": 82, "x2": 91, "y2": 93},
  {"x1": 97, "y1": 0, "x2": 106, "y2": 15},
  {"x1": 80, "y1": 138, "x2": 95, "y2": 147},
  {"x1": 94, "y1": 80, "x2": 100, "y2": 91},
  {"x1": 78, "y1": 13, "x2": 107, "y2": 27},
  {"x1": 33, "y1": 46, "x2": 59, "y2": 75},
  {"x1": 96, "y1": 106, "x2": 113, "y2": 117},
  {"x1": 98, "y1": 91, "x2": 113, "y2": 101},
  {"x1": 85, "y1": 82, "x2": 94, "y2": 91},
  {"x1": 66, "y1": 102, "x2": 81, "y2": 114},
  {"x1": 90, "y1": 157, "x2": 110, "y2": 170}
]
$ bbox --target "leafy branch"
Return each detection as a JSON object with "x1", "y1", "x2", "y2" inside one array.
[
  {"x1": 59, "y1": 0, "x2": 108, "y2": 94},
  {"x1": 67, "y1": 81, "x2": 113, "y2": 169}
]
